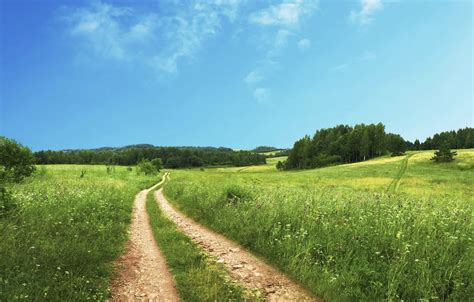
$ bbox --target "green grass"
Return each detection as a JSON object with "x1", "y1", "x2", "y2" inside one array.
[
  {"x1": 0, "y1": 165, "x2": 159, "y2": 301},
  {"x1": 163, "y1": 150, "x2": 474, "y2": 301},
  {"x1": 146, "y1": 186, "x2": 260, "y2": 301}
]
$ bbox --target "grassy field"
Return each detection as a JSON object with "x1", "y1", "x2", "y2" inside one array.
[
  {"x1": 163, "y1": 150, "x2": 474, "y2": 301},
  {"x1": 0, "y1": 165, "x2": 159, "y2": 301}
]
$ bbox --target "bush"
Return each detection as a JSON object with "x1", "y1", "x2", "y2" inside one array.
[
  {"x1": 137, "y1": 159, "x2": 157, "y2": 175},
  {"x1": 0, "y1": 136, "x2": 36, "y2": 183},
  {"x1": 151, "y1": 158, "x2": 163, "y2": 172},
  {"x1": 431, "y1": 143, "x2": 457, "y2": 163}
]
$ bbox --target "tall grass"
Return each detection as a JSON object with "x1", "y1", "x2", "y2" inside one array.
[
  {"x1": 0, "y1": 165, "x2": 158, "y2": 301},
  {"x1": 163, "y1": 151, "x2": 473, "y2": 301}
]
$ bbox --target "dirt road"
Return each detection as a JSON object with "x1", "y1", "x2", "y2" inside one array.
[
  {"x1": 110, "y1": 175, "x2": 179, "y2": 301},
  {"x1": 154, "y1": 189, "x2": 318, "y2": 302}
]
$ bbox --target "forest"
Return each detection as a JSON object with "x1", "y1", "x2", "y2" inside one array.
[
  {"x1": 34, "y1": 146, "x2": 266, "y2": 168},
  {"x1": 282, "y1": 124, "x2": 473, "y2": 170}
]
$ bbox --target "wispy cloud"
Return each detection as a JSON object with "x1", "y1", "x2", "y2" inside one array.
[
  {"x1": 298, "y1": 38, "x2": 311, "y2": 51},
  {"x1": 350, "y1": 0, "x2": 383, "y2": 25},
  {"x1": 253, "y1": 87, "x2": 270, "y2": 104},
  {"x1": 64, "y1": 1, "x2": 242, "y2": 74},
  {"x1": 244, "y1": 70, "x2": 264, "y2": 84},
  {"x1": 329, "y1": 64, "x2": 348, "y2": 72},
  {"x1": 244, "y1": 1, "x2": 318, "y2": 103},
  {"x1": 249, "y1": 0, "x2": 318, "y2": 27}
]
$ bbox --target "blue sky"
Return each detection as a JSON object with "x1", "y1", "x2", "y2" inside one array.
[{"x1": 0, "y1": 0, "x2": 472, "y2": 151}]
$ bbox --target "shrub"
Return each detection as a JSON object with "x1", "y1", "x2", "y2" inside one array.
[
  {"x1": 0, "y1": 136, "x2": 36, "y2": 183},
  {"x1": 431, "y1": 143, "x2": 457, "y2": 162},
  {"x1": 137, "y1": 159, "x2": 157, "y2": 175}
]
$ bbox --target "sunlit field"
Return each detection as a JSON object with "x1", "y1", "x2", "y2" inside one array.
[
  {"x1": 163, "y1": 150, "x2": 474, "y2": 301},
  {"x1": 0, "y1": 165, "x2": 159, "y2": 301}
]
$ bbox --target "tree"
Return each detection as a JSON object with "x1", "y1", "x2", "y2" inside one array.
[
  {"x1": 431, "y1": 143, "x2": 457, "y2": 163},
  {"x1": 0, "y1": 136, "x2": 36, "y2": 183},
  {"x1": 413, "y1": 139, "x2": 421, "y2": 150},
  {"x1": 151, "y1": 158, "x2": 163, "y2": 172},
  {"x1": 137, "y1": 159, "x2": 156, "y2": 175},
  {"x1": 276, "y1": 161, "x2": 284, "y2": 171},
  {"x1": 386, "y1": 134, "x2": 406, "y2": 156}
]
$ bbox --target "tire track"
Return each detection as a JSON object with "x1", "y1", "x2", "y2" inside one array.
[
  {"x1": 387, "y1": 154, "x2": 413, "y2": 193},
  {"x1": 154, "y1": 189, "x2": 318, "y2": 302},
  {"x1": 110, "y1": 174, "x2": 179, "y2": 301}
]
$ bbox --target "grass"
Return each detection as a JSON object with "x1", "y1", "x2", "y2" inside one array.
[
  {"x1": 146, "y1": 185, "x2": 260, "y2": 301},
  {"x1": 163, "y1": 150, "x2": 474, "y2": 301},
  {"x1": 0, "y1": 165, "x2": 159, "y2": 301}
]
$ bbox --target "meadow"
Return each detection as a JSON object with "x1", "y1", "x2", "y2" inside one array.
[
  {"x1": 163, "y1": 150, "x2": 474, "y2": 301},
  {"x1": 0, "y1": 165, "x2": 159, "y2": 301}
]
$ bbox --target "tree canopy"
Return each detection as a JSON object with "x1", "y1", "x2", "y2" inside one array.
[{"x1": 34, "y1": 146, "x2": 266, "y2": 168}]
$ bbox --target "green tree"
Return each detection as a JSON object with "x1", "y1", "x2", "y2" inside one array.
[
  {"x1": 0, "y1": 136, "x2": 36, "y2": 183},
  {"x1": 276, "y1": 161, "x2": 284, "y2": 171},
  {"x1": 386, "y1": 134, "x2": 406, "y2": 156},
  {"x1": 431, "y1": 143, "x2": 457, "y2": 162},
  {"x1": 137, "y1": 159, "x2": 156, "y2": 175},
  {"x1": 151, "y1": 158, "x2": 163, "y2": 172}
]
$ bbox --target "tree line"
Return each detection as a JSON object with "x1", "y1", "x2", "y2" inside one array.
[
  {"x1": 34, "y1": 145, "x2": 266, "y2": 168},
  {"x1": 280, "y1": 124, "x2": 473, "y2": 170},
  {"x1": 409, "y1": 127, "x2": 473, "y2": 150}
]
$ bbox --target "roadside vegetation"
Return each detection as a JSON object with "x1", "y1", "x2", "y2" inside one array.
[
  {"x1": 146, "y1": 186, "x2": 260, "y2": 301},
  {"x1": 163, "y1": 150, "x2": 474, "y2": 301},
  {"x1": 0, "y1": 164, "x2": 159, "y2": 301}
]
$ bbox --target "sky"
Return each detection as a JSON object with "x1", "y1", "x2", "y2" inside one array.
[{"x1": 0, "y1": 0, "x2": 472, "y2": 151}]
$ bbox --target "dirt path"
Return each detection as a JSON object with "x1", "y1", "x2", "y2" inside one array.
[
  {"x1": 110, "y1": 175, "x2": 179, "y2": 301},
  {"x1": 154, "y1": 189, "x2": 318, "y2": 302}
]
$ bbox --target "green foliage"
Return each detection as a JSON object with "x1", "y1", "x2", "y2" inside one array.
[
  {"x1": 0, "y1": 165, "x2": 158, "y2": 301},
  {"x1": 163, "y1": 151, "x2": 473, "y2": 301},
  {"x1": 284, "y1": 123, "x2": 387, "y2": 170},
  {"x1": 386, "y1": 133, "x2": 407, "y2": 156},
  {"x1": 151, "y1": 158, "x2": 163, "y2": 172},
  {"x1": 137, "y1": 159, "x2": 157, "y2": 175},
  {"x1": 0, "y1": 136, "x2": 36, "y2": 183},
  {"x1": 146, "y1": 189, "x2": 259, "y2": 301},
  {"x1": 276, "y1": 161, "x2": 284, "y2": 170},
  {"x1": 34, "y1": 146, "x2": 266, "y2": 168},
  {"x1": 0, "y1": 186, "x2": 16, "y2": 217},
  {"x1": 420, "y1": 127, "x2": 474, "y2": 150},
  {"x1": 431, "y1": 144, "x2": 457, "y2": 162},
  {"x1": 224, "y1": 185, "x2": 253, "y2": 204}
]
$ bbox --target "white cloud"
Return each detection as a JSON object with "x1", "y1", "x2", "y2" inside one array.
[
  {"x1": 249, "y1": 0, "x2": 318, "y2": 27},
  {"x1": 329, "y1": 64, "x2": 348, "y2": 72},
  {"x1": 253, "y1": 87, "x2": 270, "y2": 104},
  {"x1": 350, "y1": 0, "x2": 383, "y2": 25},
  {"x1": 298, "y1": 38, "x2": 311, "y2": 51},
  {"x1": 244, "y1": 70, "x2": 264, "y2": 84},
  {"x1": 274, "y1": 29, "x2": 293, "y2": 49},
  {"x1": 64, "y1": 0, "x2": 243, "y2": 74}
]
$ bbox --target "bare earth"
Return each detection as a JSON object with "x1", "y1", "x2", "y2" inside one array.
[
  {"x1": 110, "y1": 178, "x2": 179, "y2": 301},
  {"x1": 154, "y1": 189, "x2": 318, "y2": 302}
]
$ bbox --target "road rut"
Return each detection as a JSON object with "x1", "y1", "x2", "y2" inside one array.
[
  {"x1": 110, "y1": 176, "x2": 179, "y2": 301},
  {"x1": 154, "y1": 189, "x2": 318, "y2": 302}
]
